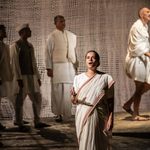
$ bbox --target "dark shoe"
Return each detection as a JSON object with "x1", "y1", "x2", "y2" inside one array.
[
  {"x1": 14, "y1": 120, "x2": 29, "y2": 126},
  {"x1": 34, "y1": 122, "x2": 50, "y2": 129},
  {"x1": 55, "y1": 115, "x2": 63, "y2": 122},
  {"x1": 0, "y1": 123, "x2": 6, "y2": 130},
  {"x1": 18, "y1": 125, "x2": 30, "y2": 132}
]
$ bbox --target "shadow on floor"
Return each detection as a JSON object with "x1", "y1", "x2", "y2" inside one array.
[
  {"x1": 113, "y1": 132, "x2": 150, "y2": 139},
  {"x1": 37, "y1": 128, "x2": 75, "y2": 143}
]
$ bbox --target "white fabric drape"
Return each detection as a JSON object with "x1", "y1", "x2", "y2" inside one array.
[{"x1": 0, "y1": 0, "x2": 150, "y2": 118}]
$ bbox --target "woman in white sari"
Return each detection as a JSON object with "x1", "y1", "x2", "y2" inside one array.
[{"x1": 71, "y1": 50, "x2": 114, "y2": 150}]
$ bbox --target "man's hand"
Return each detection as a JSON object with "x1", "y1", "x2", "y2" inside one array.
[
  {"x1": 17, "y1": 80, "x2": 23, "y2": 88},
  {"x1": 47, "y1": 69, "x2": 53, "y2": 77},
  {"x1": 73, "y1": 61, "x2": 79, "y2": 74}
]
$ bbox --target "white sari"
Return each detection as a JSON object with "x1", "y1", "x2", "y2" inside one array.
[{"x1": 73, "y1": 72, "x2": 114, "y2": 150}]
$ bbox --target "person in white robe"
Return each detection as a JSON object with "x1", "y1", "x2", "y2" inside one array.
[
  {"x1": 0, "y1": 24, "x2": 13, "y2": 147},
  {"x1": 10, "y1": 23, "x2": 49, "y2": 130},
  {"x1": 45, "y1": 15, "x2": 78, "y2": 122},
  {"x1": 123, "y1": 7, "x2": 150, "y2": 121},
  {"x1": 71, "y1": 50, "x2": 114, "y2": 150}
]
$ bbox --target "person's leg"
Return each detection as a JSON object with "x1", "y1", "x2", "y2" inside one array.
[
  {"x1": 133, "y1": 82, "x2": 150, "y2": 116},
  {"x1": 28, "y1": 92, "x2": 49, "y2": 128},
  {"x1": 141, "y1": 83, "x2": 150, "y2": 94},
  {"x1": 0, "y1": 97, "x2": 6, "y2": 130},
  {"x1": 122, "y1": 83, "x2": 139, "y2": 115},
  {"x1": 28, "y1": 92, "x2": 41, "y2": 125},
  {"x1": 52, "y1": 83, "x2": 72, "y2": 122},
  {"x1": 123, "y1": 81, "x2": 143, "y2": 115},
  {"x1": 123, "y1": 97, "x2": 134, "y2": 115},
  {"x1": 14, "y1": 89, "x2": 26, "y2": 126},
  {"x1": 51, "y1": 83, "x2": 62, "y2": 116},
  {"x1": 132, "y1": 81, "x2": 144, "y2": 117},
  {"x1": 132, "y1": 81, "x2": 149, "y2": 120},
  {"x1": 61, "y1": 83, "x2": 72, "y2": 119},
  {"x1": 51, "y1": 83, "x2": 63, "y2": 122}
]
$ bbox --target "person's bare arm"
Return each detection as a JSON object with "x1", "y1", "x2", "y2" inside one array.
[{"x1": 144, "y1": 52, "x2": 150, "y2": 57}]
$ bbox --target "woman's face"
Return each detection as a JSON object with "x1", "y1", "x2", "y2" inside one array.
[{"x1": 85, "y1": 51, "x2": 98, "y2": 70}]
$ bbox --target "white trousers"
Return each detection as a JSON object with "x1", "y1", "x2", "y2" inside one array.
[{"x1": 51, "y1": 83, "x2": 72, "y2": 118}]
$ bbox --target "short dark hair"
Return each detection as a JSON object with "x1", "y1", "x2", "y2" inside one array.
[
  {"x1": 85, "y1": 50, "x2": 100, "y2": 67},
  {"x1": 0, "y1": 24, "x2": 6, "y2": 30},
  {"x1": 54, "y1": 15, "x2": 65, "y2": 24}
]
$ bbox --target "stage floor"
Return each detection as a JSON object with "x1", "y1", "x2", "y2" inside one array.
[{"x1": 0, "y1": 111, "x2": 150, "y2": 150}]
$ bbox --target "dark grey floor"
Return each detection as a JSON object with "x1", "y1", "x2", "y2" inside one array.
[{"x1": 0, "y1": 112, "x2": 150, "y2": 150}]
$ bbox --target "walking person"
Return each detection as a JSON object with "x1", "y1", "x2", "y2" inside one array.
[{"x1": 123, "y1": 7, "x2": 150, "y2": 121}]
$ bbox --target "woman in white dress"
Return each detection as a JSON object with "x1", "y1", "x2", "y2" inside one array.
[{"x1": 71, "y1": 50, "x2": 114, "y2": 150}]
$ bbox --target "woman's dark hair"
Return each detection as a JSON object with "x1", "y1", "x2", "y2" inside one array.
[{"x1": 85, "y1": 50, "x2": 100, "y2": 67}]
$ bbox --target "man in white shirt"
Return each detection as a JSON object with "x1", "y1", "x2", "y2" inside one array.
[
  {"x1": 123, "y1": 7, "x2": 150, "y2": 121},
  {"x1": 45, "y1": 15, "x2": 78, "y2": 122}
]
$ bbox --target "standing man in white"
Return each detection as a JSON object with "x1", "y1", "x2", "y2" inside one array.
[
  {"x1": 45, "y1": 15, "x2": 78, "y2": 122},
  {"x1": 123, "y1": 7, "x2": 150, "y2": 121}
]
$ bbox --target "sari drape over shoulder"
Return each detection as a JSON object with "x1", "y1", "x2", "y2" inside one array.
[{"x1": 73, "y1": 73, "x2": 114, "y2": 150}]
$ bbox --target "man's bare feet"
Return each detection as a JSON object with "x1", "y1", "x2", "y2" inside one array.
[
  {"x1": 122, "y1": 105, "x2": 133, "y2": 115},
  {"x1": 132, "y1": 115, "x2": 149, "y2": 121}
]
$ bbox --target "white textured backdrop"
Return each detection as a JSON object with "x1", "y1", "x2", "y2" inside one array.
[{"x1": 0, "y1": 0, "x2": 150, "y2": 118}]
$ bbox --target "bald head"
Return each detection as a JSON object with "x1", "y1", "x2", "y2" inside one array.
[
  {"x1": 138, "y1": 7, "x2": 150, "y2": 24},
  {"x1": 138, "y1": 7, "x2": 149, "y2": 18}
]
